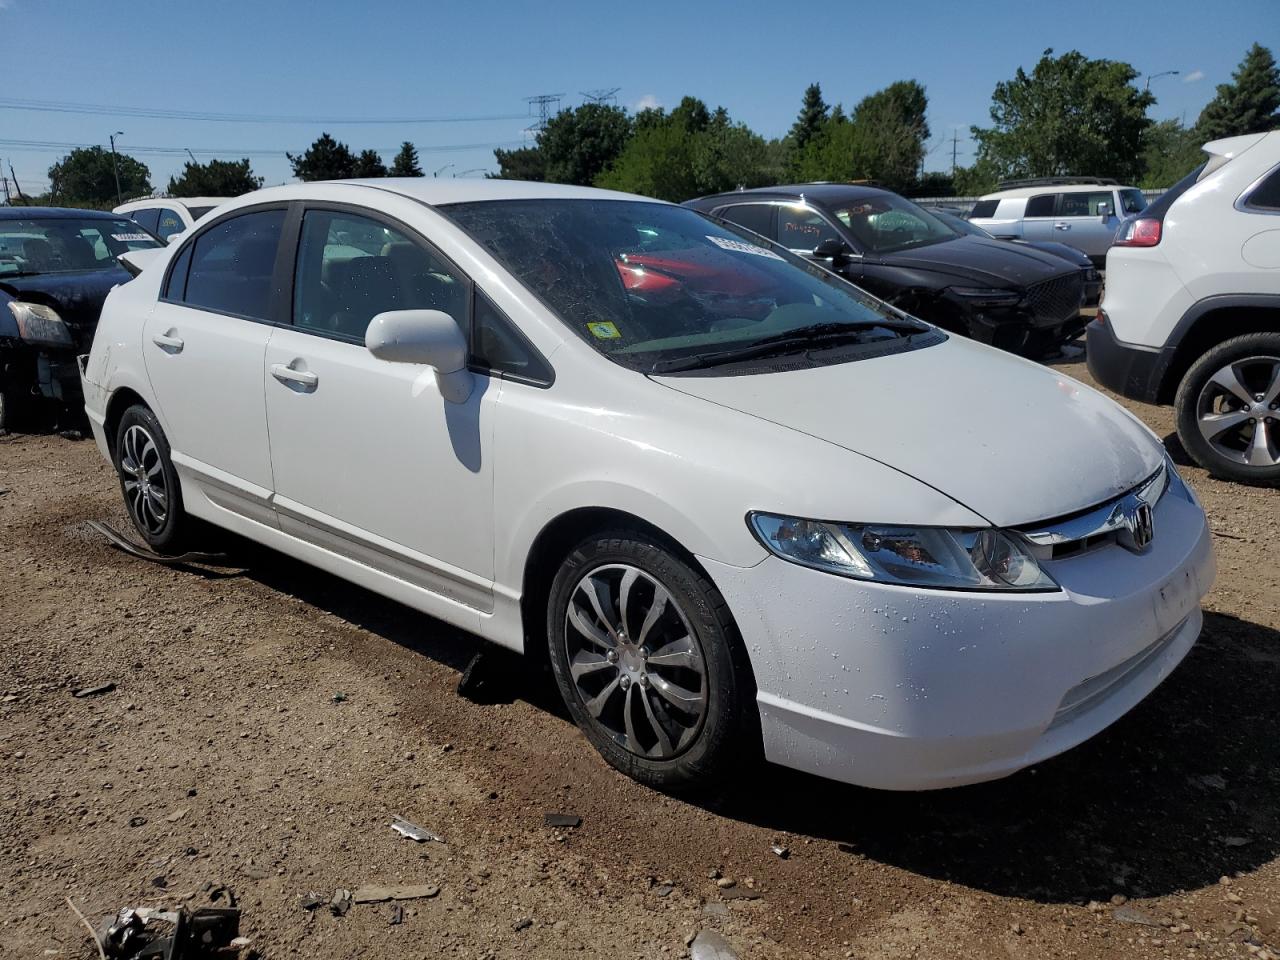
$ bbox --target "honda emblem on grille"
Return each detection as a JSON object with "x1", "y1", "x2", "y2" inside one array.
[{"x1": 1129, "y1": 501, "x2": 1155, "y2": 550}]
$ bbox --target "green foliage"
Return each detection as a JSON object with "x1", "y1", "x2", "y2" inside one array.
[
  {"x1": 287, "y1": 133, "x2": 357, "y2": 181},
  {"x1": 389, "y1": 141, "x2": 424, "y2": 177},
  {"x1": 47, "y1": 146, "x2": 151, "y2": 206},
  {"x1": 1196, "y1": 43, "x2": 1280, "y2": 142},
  {"x1": 1139, "y1": 119, "x2": 1204, "y2": 188},
  {"x1": 910, "y1": 171, "x2": 955, "y2": 198},
  {"x1": 789, "y1": 83, "x2": 829, "y2": 152},
  {"x1": 492, "y1": 145, "x2": 545, "y2": 181},
  {"x1": 538, "y1": 103, "x2": 633, "y2": 185},
  {"x1": 952, "y1": 160, "x2": 1000, "y2": 196},
  {"x1": 596, "y1": 99, "x2": 778, "y2": 201},
  {"x1": 353, "y1": 149, "x2": 388, "y2": 178},
  {"x1": 793, "y1": 81, "x2": 930, "y2": 192},
  {"x1": 971, "y1": 49, "x2": 1153, "y2": 183},
  {"x1": 167, "y1": 158, "x2": 262, "y2": 197}
]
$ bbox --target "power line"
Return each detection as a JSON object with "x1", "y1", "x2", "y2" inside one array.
[
  {"x1": 0, "y1": 97, "x2": 528, "y2": 125},
  {"x1": 581, "y1": 88, "x2": 621, "y2": 106},
  {"x1": 0, "y1": 137, "x2": 524, "y2": 158}
]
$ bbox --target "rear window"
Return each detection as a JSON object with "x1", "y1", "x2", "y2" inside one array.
[
  {"x1": 1244, "y1": 167, "x2": 1280, "y2": 211},
  {"x1": 969, "y1": 200, "x2": 999, "y2": 219},
  {"x1": 1025, "y1": 195, "x2": 1056, "y2": 217},
  {"x1": 1120, "y1": 189, "x2": 1147, "y2": 214}
]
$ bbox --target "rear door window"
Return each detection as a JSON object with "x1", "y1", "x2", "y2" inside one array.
[
  {"x1": 1119, "y1": 189, "x2": 1147, "y2": 214},
  {"x1": 1024, "y1": 194, "x2": 1056, "y2": 218},
  {"x1": 714, "y1": 203, "x2": 774, "y2": 238},
  {"x1": 177, "y1": 209, "x2": 285, "y2": 320},
  {"x1": 129, "y1": 208, "x2": 161, "y2": 234}
]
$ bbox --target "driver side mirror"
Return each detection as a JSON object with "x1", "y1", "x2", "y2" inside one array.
[
  {"x1": 811, "y1": 237, "x2": 850, "y2": 262},
  {"x1": 165, "y1": 231, "x2": 186, "y2": 245},
  {"x1": 1097, "y1": 201, "x2": 1113, "y2": 220},
  {"x1": 365, "y1": 309, "x2": 473, "y2": 403}
]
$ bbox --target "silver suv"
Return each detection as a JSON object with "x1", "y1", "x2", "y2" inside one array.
[{"x1": 968, "y1": 179, "x2": 1148, "y2": 267}]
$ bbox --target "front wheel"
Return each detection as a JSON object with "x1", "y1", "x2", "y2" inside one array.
[
  {"x1": 1175, "y1": 332, "x2": 1280, "y2": 485},
  {"x1": 546, "y1": 530, "x2": 757, "y2": 793},
  {"x1": 114, "y1": 405, "x2": 193, "y2": 552}
]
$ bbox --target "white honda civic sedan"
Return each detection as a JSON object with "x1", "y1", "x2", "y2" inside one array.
[{"x1": 80, "y1": 179, "x2": 1215, "y2": 791}]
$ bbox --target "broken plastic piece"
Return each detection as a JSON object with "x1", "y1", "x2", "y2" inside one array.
[
  {"x1": 390, "y1": 816, "x2": 443, "y2": 843},
  {"x1": 74, "y1": 682, "x2": 116, "y2": 698},
  {"x1": 544, "y1": 813, "x2": 582, "y2": 829},
  {"x1": 85, "y1": 520, "x2": 230, "y2": 567},
  {"x1": 352, "y1": 884, "x2": 440, "y2": 903}
]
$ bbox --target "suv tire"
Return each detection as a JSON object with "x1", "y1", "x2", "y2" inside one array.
[{"x1": 1175, "y1": 332, "x2": 1280, "y2": 485}]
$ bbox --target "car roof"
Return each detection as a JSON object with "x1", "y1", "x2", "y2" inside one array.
[
  {"x1": 688, "y1": 183, "x2": 896, "y2": 209},
  {"x1": 0, "y1": 206, "x2": 125, "y2": 220},
  {"x1": 115, "y1": 196, "x2": 231, "y2": 210},
  {"x1": 980, "y1": 183, "x2": 1138, "y2": 200}
]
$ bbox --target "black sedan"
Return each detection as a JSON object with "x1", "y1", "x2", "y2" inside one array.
[
  {"x1": 686, "y1": 184, "x2": 1087, "y2": 357},
  {"x1": 930, "y1": 207, "x2": 1102, "y2": 309},
  {"x1": 0, "y1": 207, "x2": 161, "y2": 430}
]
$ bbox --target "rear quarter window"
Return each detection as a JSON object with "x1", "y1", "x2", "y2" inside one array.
[
  {"x1": 969, "y1": 200, "x2": 999, "y2": 219},
  {"x1": 1244, "y1": 167, "x2": 1280, "y2": 211}
]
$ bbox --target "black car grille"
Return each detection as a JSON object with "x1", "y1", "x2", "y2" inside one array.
[{"x1": 1025, "y1": 273, "x2": 1084, "y2": 323}]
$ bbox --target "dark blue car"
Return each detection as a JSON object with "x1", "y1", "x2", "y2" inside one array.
[{"x1": 0, "y1": 207, "x2": 161, "y2": 430}]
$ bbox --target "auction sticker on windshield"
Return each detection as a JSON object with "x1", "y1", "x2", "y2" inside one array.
[
  {"x1": 587, "y1": 321, "x2": 622, "y2": 339},
  {"x1": 706, "y1": 235, "x2": 784, "y2": 261}
]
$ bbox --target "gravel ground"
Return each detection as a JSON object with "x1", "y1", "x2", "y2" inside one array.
[{"x1": 1, "y1": 358, "x2": 1277, "y2": 960}]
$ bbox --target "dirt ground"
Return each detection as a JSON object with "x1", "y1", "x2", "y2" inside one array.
[{"x1": 1, "y1": 357, "x2": 1278, "y2": 960}]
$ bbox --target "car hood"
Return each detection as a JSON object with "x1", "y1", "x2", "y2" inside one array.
[
  {"x1": 653, "y1": 336, "x2": 1163, "y2": 527},
  {"x1": 1010, "y1": 239, "x2": 1093, "y2": 270},
  {"x1": 881, "y1": 235, "x2": 1077, "y2": 287},
  {"x1": 0, "y1": 267, "x2": 127, "y2": 331}
]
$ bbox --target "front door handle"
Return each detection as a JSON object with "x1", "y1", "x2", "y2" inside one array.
[
  {"x1": 151, "y1": 331, "x2": 184, "y2": 353},
  {"x1": 271, "y1": 362, "x2": 319, "y2": 390}
]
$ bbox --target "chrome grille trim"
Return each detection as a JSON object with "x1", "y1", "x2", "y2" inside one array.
[{"x1": 1019, "y1": 463, "x2": 1170, "y2": 559}]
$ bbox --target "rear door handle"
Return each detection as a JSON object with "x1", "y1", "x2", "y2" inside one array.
[
  {"x1": 1054, "y1": 223, "x2": 1071, "y2": 231},
  {"x1": 151, "y1": 332, "x2": 184, "y2": 352},
  {"x1": 271, "y1": 362, "x2": 319, "y2": 390}
]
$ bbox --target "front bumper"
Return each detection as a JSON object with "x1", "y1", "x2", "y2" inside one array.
[
  {"x1": 703, "y1": 483, "x2": 1215, "y2": 790},
  {"x1": 953, "y1": 297, "x2": 1087, "y2": 355}
]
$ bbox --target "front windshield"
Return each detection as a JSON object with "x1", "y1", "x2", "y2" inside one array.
[
  {"x1": 830, "y1": 195, "x2": 959, "y2": 254},
  {"x1": 0, "y1": 217, "x2": 161, "y2": 278},
  {"x1": 443, "y1": 199, "x2": 929, "y2": 372},
  {"x1": 933, "y1": 210, "x2": 992, "y2": 239}
]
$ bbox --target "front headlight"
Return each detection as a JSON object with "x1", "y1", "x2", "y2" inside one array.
[
  {"x1": 749, "y1": 513, "x2": 1058, "y2": 592},
  {"x1": 7, "y1": 301, "x2": 73, "y2": 347}
]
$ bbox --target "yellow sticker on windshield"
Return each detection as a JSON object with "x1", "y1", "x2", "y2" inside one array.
[{"x1": 587, "y1": 321, "x2": 621, "y2": 340}]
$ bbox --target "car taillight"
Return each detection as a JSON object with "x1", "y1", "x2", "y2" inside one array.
[{"x1": 1114, "y1": 218, "x2": 1161, "y2": 247}]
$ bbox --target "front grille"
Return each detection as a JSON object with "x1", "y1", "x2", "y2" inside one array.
[
  {"x1": 1025, "y1": 273, "x2": 1084, "y2": 323},
  {"x1": 1018, "y1": 463, "x2": 1172, "y2": 560}
]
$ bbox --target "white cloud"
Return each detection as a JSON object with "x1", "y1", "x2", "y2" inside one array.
[
  {"x1": 633, "y1": 94, "x2": 661, "y2": 112},
  {"x1": 1183, "y1": 69, "x2": 1205, "y2": 83}
]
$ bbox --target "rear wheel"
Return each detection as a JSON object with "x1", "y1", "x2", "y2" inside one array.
[
  {"x1": 1175, "y1": 332, "x2": 1280, "y2": 485},
  {"x1": 114, "y1": 405, "x2": 193, "y2": 552},
  {"x1": 546, "y1": 530, "x2": 757, "y2": 793}
]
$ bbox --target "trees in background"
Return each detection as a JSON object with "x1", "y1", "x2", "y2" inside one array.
[
  {"x1": 1196, "y1": 43, "x2": 1280, "y2": 142},
  {"x1": 389, "y1": 141, "x2": 424, "y2": 177},
  {"x1": 537, "y1": 103, "x2": 633, "y2": 185},
  {"x1": 167, "y1": 158, "x2": 262, "y2": 197},
  {"x1": 287, "y1": 133, "x2": 357, "y2": 181},
  {"x1": 968, "y1": 49, "x2": 1153, "y2": 185},
  {"x1": 47, "y1": 146, "x2": 151, "y2": 206},
  {"x1": 1139, "y1": 119, "x2": 1204, "y2": 188},
  {"x1": 353, "y1": 149, "x2": 388, "y2": 178}
]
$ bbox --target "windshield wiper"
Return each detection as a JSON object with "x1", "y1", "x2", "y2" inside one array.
[{"x1": 649, "y1": 320, "x2": 925, "y2": 373}]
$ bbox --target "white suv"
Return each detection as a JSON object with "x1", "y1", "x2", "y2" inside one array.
[
  {"x1": 1088, "y1": 132, "x2": 1280, "y2": 485},
  {"x1": 968, "y1": 180, "x2": 1149, "y2": 266}
]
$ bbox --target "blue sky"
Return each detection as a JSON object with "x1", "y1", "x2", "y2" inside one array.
[{"x1": 0, "y1": 0, "x2": 1272, "y2": 196}]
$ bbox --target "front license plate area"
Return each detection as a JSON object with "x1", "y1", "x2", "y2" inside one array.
[{"x1": 1153, "y1": 567, "x2": 1198, "y2": 636}]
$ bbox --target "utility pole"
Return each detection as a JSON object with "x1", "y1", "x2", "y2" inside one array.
[
  {"x1": 109, "y1": 131, "x2": 124, "y2": 205},
  {"x1": 9, "y1": 162, "x2": 26, "y2": 205},
  {"x1": 951, "y1": 131, "x2": 960, "y2": 178},
  {"x1": 1144, "y1": 70, "x2": 1179, "y2": 90},
  {"x1": 185, "y1": 148, "x2": 198, "y2": 164},
  {"x1": 524, "y1": 93, "x2": 564, "y2": 132}
]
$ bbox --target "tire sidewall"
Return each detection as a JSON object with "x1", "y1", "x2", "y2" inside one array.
[
  {"x1": 1176, "y1": 333, "x2": 1280, "y2": 486},
  {"x1": 546, "y1": 532, "x2": 750, "y2": 790},
  {"x1": 115, "y1": 405, "x2": 187, "y2": 550}
]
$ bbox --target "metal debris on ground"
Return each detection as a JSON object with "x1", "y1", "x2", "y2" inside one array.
[
  {"x1": 390, "y1": 816, "x2": 443, "y2": 843},
  {"x1": 771, "y1": 844, "x2": 789, "y2": 859},
  {"x1": 298, "y1": 892, "x2": 326, "y2": 912},
  {"x1": 544, "y1": 813, "x2": 581, "y2": 829},
  {"x1": 328, "y1": 889, "x2": 353, "y2": 917},
  {"x1": 352, "y1": 884, "x2": 440, "y2": 904},
  {"x1": 84, "y1": 520, "x2": 231, "y2": 568},
  {"x1": 512, "y1": 918, "x2": 533, "y2": 932},
  {"x1": 91, "y1": 904, "x2": 245, "y2": 959},
  {"x1": 73, "y1": 682, "x2": 116, "y2": 698},
  {"x1": 388, "y1": 903, "x2": 404, "y2": 925}
]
